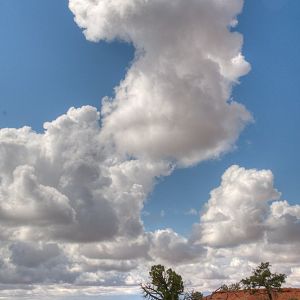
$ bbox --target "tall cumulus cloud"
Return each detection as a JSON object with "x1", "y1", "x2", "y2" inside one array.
[
  {"x1": 1, "y1": 0, "x2": 299, "y2": 298},
  {"x1": 69, "y1": 0, "x2": 252, "y2": 166}
]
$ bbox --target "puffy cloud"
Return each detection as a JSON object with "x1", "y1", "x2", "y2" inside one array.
[
  {"x1": 80, "y1": 235, "x2": 151, "y2": 261},
  {"x1": 0, "y1": 241, "x2": 76, "y2": 285},
  {"x1": 267, "y1": 200, "x2": 300, "y2": 243},
  {"x1": 0, "y1": 0, "x2": 255, "y2": 292},
  {"x1": 149, "y1": 229, "x2": 205, "y2": 264},
  {"x1": 0, "y1": 161, "x2": 300, "y2": 295},
  {"x1": 195, "y1": 165, "x2": 281, "y2": 247},
  {"x1": 69, "y1": 0, "x2": 252, "y2": 167},
  {"x1": 0, "y1": 106, "x2": 169, "y2": 243},
  {"x1": 10, "y1": 242, "x2": 61, "y2": 268},
  {"x1": 0, "y1": 104, "x2": 179, "y2": 294},
  {"x1": 0, "y1": 165, "x2": 74, "y2": 227},
  {"x1": 2, "y1": 0, "x2": 300, "y2": 297},
  {"x1": 192, "y1": 165, "x2": 300, "y2": 251},
  {"x1": 181, "y1": 165, "x2": 300, "y2": 290}
]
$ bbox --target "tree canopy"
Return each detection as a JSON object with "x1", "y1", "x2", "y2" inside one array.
[
  {"x1": 184, "y1": 291, "x2": 203, "y2": 300},
  {"x1": 141, "y1": 262, "x2": 287, "y2": 300},
  {"x1": 141, "y1": 265, "x2": 184, "y2": 300},
  {"x1": 241, "y1": 262, "x2": 286, "y2": 300},
  {"x1": 219, "y1": 283, "x2": 241, "y2": 292}
]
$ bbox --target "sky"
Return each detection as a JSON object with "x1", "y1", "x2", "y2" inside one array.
[{"x1": 0, "y1": 0, "x2": 299, "y2": 299}]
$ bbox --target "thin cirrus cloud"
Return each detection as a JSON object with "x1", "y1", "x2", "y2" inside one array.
[{"x1": 0, "y1": 0, "x2": 299, "y2": 298}]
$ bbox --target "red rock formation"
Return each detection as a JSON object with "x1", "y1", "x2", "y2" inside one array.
[{"x1": 205, "y1": 288, "x2": 300, "y2": 300}]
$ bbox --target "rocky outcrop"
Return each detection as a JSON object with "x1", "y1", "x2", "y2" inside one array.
[{"x1": 205, "y1": 288, "x2": 300, "y2": 300}]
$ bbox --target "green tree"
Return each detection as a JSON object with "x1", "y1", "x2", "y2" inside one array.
[
  {"x1": 241, "y1": 262, "x2": 286, "y2": 300},
  {"x1": 219, "y1": 282, "x2": 241, "y2": 292},
  {"x1": 184, "y1": 291, "x2": 203, "y2": 300},
  {"x1": 141, "y1": 265, "x2": 184, "y2": 300}
]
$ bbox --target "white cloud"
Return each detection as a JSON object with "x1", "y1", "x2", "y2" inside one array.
[
  {"x1": 79, "y1": 235, "x2": 151, "y2": 261},
  {"x1": 0, "y1": 106, "x2": 169, "y2": 244},
  {"x1": 0, "y1": 161, "x2": 299, "y2": 295},
  {"x1": 149, "y1": 229, "x2": 205, "y2": 264},
  {"x1": 0, "y1": 105, "x2": 174, "y2": 294},
  {"x1": 185, "y1": 208, "x2": 198, "y2": 216},
  {"x1": 194, "y1": 165, "x2": 281, "y2": 247},
  {"x1": 267, "y1": 200, "x2": 300, "y2": 243},
  {"x1": 0, "y1": 241, "x2": 76, "y2": 285},
  {"x1": 192, "y1": 165, "x2": 300, "y2": 251},
  {"x1": 69, "y1": 0, "x2": 252, "y2": 167},
  {"x1": 180, "y1": 165, "x2": 300, "y2": 290},
  {"x1": 1, "y1": 0, "x2": 299, "y2": 297},
  {"x1": 0, "y1": 165, "x2": 75, "y2": 227}
]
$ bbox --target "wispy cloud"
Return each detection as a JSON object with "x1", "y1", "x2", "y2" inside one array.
[{"x1": 185, "y1": 208, "x2": 198, "y2": 216}]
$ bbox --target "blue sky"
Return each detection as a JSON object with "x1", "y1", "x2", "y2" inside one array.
[
  {"x1": 0, "y1": 0, "x2": 133, "y2": 130},
  {"x1": 0, "y1": 0, "x2": 300, "y2": 299}
]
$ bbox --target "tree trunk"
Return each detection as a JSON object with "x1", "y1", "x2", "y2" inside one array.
[{"x1": 267, "y1": 289, "x2": 273, "y2": 300}]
